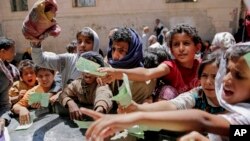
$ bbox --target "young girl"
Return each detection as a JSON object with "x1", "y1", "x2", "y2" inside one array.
[
  {"x1": 30, "y1": 27, "x2": 100, "y2": 88},
  {"x1": 81, "y1": 42, "x2": 250, "y2": 141},
  {"x1": 100, "y1": 24, "x2": 201, "y2": 100},
  {"x1": 118, "y1": 51, "x2": 225, "y2": 114},
  {"x1": 12, "y1": 66, "x2": 60, "y2": 125},
  {"x1": 9, "y1": 59, "x2": 37, "y2": 105},
  {"x1": 59, "y1": 51, "x2": 113, "y2": 120}
]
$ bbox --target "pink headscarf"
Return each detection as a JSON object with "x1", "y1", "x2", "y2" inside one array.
[{"x1": 22, "y1": 0, "x2": 61, "y2": 41}]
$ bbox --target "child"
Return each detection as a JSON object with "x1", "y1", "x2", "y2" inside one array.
[
  {"x1": 12, "y1": 66, "x2": 60, "y2": 125},
  {"x1": 118, "y1": 51, "x2": 225, "y2": 114},
  {"x1": 105, "y1": 27, "x2": 155, "y2": 104},
  {"x1": 81, "y1": 42, "x2": 250, "y2": 141},
  {"x1": 30, "y1": 27, "x2": 100, "y2": 88},
  {"x1": 9, "y1": 59, "x2": 37, "y2": 105},
  {"x1": 100, "y1": 24, "x2": 201, "y2": 99},
  {"x1": 59, "y1": 51, "x2": 113, "y2": 120},
  {"x1": 0, "y1": 37, "x2": 17, "y2": 128}
]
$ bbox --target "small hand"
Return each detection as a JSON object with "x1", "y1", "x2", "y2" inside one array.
[
  {"x1": 31, "y1": 102, "x2": 41, "y2": 109},
  {"x1": 67, "y1": 100, "x2": 82, "y2": 120},
  {"x1": 19, "y1": 107, "x2": 30, "y2": 125}
]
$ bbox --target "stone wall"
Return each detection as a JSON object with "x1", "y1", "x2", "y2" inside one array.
[{"x1": 0, "y1": 0, "x2": 242, "y2": 56}]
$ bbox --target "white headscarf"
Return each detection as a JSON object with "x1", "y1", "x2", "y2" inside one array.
[
  {"x1": 215, "y1": 42, "x2": 250, "y2": 124},
  {"x1": 211, "y1": 32, "x2": 236, "y2": 51}
]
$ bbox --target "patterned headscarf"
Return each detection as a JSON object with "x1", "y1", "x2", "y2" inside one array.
[{"x1": 107, "y1": 28, "x2": 143, "y2": 69}]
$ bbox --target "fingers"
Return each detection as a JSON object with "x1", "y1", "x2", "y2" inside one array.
[
  {"x1": 80, "y1": 108, "x2": 103, "y2": 120},
  {"x1": 19, "y1": 114, "x2": 30, "y2": 125},
  {"x1": 178, "y1": 131, "x2": 209, "y2": 141},
  {"x1": 69, "y1": 110, "x2": 83, "y2": 120}
]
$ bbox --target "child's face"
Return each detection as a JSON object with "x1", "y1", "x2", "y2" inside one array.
[
  {"x1": 77, "y1": 34, "x2": 94, "y2": 54},
  {"x1": 200, "y1": 62, "x2": 218, "y2": 99},
  {"x1": 111, "y1": 41, "x2": 129, "y2": 61},
  {"x1": 222, "y1": 57, "x2": 250, "y2": 104},
  {"x1": 170, "y1": 33, "x2": 199, "y2": 65},
  {"x1": 36, "y1": 70, "x2": 54, "y2": 90},
  {"x1": 82, "y1": 73, "x2": 96, "y2": 84},
  {"x1": 21, "y1": 67, "x2": 36, "y2": 87},
  {"x1": 1, "y1": 45, "x2": 16, "y2": 62}
]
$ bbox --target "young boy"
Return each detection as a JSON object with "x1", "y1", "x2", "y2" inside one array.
[
  {"x1": 100, "y1": 24, "x2": 201, "y2": 99},
  {"x1": 12, "y1": 66, "x2": 60, "y2": 125},
  {"x1": 59, "y1": 51, "x2": 113, "y2": 120},
  {"x1": 9, "y1": 59, "x2": 37, "y2": 105}
]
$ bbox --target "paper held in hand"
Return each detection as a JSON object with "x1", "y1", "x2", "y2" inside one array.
[
  {"x1": 76, "y1": 57, "x2": 106, "y2": 76},
  {"x1": 28, "y1": 92, "x2": 49, "y2": 107},
  {"x1": 111, "y1": 73, "x2": 132, "y2": 107}
]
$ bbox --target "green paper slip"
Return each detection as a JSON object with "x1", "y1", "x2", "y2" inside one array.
[
  {"x1": 74, "y1": 120, "x2": 93, "y2": 129},
  {"x1": 111, "y1": 73, "x2": 132, "y2": 107},
  {"x1": 76, "y1": 57, "x2": 106, "y2": 76},
  {"x1": 28, "y1": 93, "x2": 49, "y2": 107},
  {"x1": 15, "y1": 122, "x2": 33, "y2": 131}
]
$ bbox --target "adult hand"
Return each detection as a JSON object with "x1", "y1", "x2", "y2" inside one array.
[
  {"x1": 67, "y1": 100, "x2": 82, "y2": 120},
  {"x1": 49, "y1": 93, "x2": 59, "y2": 104},
  {"x1": 178, "y1": 131, "x2": 209, "y2": 141},
  {"x1": 19, "y1": 107, "x2": 30, "y2": 125}
]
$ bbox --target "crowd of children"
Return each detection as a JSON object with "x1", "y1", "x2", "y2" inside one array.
[{"x1": 0, "y1": 18, "x2": 250, "y2": 141}]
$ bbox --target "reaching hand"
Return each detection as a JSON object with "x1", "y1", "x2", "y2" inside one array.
[
  {"x1": 0, "y1": 118, "x2": 5, "y2": 135},
  {"x1": 67, "y1": 100, "x2": 82, "y2": 120},
  {"x1": 117, "y1": 101, "x2": 140, "y2": 114},
  {"x1": 98, "y1": 67, "x2": 122, "y2": 84},
  {"x1": 81, "y1": 108, "x2": 140, "y2": 141},
  {"x1": 49, "y1": 93, "x2": 59, "y2": 104},
  {"x1": 19, "y1": 107, "x2": 30, "y2": 125},
  {"x1": 19, "y1": 90, "x2": 27, "y2": 99},
  {"x1": 31, "y1": 102, "x2": 41, "y2": 109}
]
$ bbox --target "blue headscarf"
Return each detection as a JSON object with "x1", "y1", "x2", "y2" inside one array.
[{"x1": 107, "y1": 28, "x2": 143, "y2": 69}]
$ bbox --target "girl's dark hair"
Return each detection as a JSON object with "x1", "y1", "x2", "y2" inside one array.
[
  {"x1": 80, "y1": 51, "x2": 105, "y2": 67},
  {"x1": 143, "y1": 48, "x2": 171, "y2": 68},
  {"x1": 111, "y1": 27, "x2": 132, "y2": 44},
  {"x1": 18, "y1": 59, "x2": 35, "y2": 77},
  {"x1": 76, "y1": 27, "x2": 94, "y2": 41},
  {"x1": 0, "y1": 37, "x2": 15, "y2": 50},
  {"x1": 224, "y1": 43, "x2": 250, "y2": 61},
  {"x1": 35, "y1": 65, "x2": 55, "y2": 75},
  {"x1": 198, "y1": 51, "x2": 221, "y2": 79},
  {"x1": 168, "y1": 24, "x2": 200, "y2": 48}
]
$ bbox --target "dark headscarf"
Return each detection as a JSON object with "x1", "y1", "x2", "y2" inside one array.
[{"x1": 107, "y1": 28, "x2": 143, "y2": 69}]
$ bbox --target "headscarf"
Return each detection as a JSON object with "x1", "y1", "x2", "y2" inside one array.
[
  {"x1": 22, "y1": 0, "x2": 61, "y2": 41},
  {"x1": 211, "y1": 32, "x2": 236, "y2": 51},
  {"x1": 0, "y1": 59, "x2": 13, "y2": 85},
  {"x1": 107, "y1": 28, "x2": 143, "y2": 69},
  {"x1": 215, "y1": 42, "x2": 250, "y2": 124}
]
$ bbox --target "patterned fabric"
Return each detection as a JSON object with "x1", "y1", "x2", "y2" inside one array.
[
  {"x1": 194, "y1": 89, "x2": 225, "y2": 114},
  {"x1": 22, "y1": 0, "x2": 61, "y2": 41}
]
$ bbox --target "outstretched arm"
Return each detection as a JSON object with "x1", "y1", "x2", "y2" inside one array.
[
  {"x1": 82, "y1": 108, "x2": 229, "y2": 141},
  {"x1": 99, "y1": 63, "x2": 170, "y2": 82}
]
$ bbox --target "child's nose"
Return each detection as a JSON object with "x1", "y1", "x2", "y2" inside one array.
[{"x1": 112, "y1": 51, "x2": 120, "y2": 61}]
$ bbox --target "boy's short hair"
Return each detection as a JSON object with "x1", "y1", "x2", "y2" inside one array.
[
  {"x1": 35, "y1": 65, "x2": 55, "y2": 75},
  {"x1": 143, "y1": 47, "x2": 171, "y2": 68},
  {"x1": 76, "y1": 27, "x2": 94, "y2": 41},
  {"x1": 0, "y1": 37, "x2": 15, "y2": 50},
  {"x1": 111, "y1": 27, "x2": 132, "y2": 44},
  {"x1": 66, "y1": 40, "x2": 77, "y2": 53},
  {"x1": 18, "y1": 59, "x2": 35, "y2": 77},
  {"x1": 168, "y1": 24, "x2": 200, "y2": 48},
  {"x1": 80, "y1": 51, "x2": 105, "y2": 67}
]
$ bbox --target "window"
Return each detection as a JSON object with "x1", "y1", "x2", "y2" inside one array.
[
  {"x1": 10, "y1": 0, "x2": 28, "y2": 12},
  {"x1": 166, "y1": 0, "x2": 197, "y2": 3},
  {"x1": 73, "y1": 0, "x2": 96, "y2": 7}
]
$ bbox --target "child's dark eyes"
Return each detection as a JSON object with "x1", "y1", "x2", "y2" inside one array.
[
  {"x1": 201, "y1": 74, "x2": 208, "y2": 78},
  {"x1": 233, "y1": 72, "x2": 244, "y2": 80}
]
